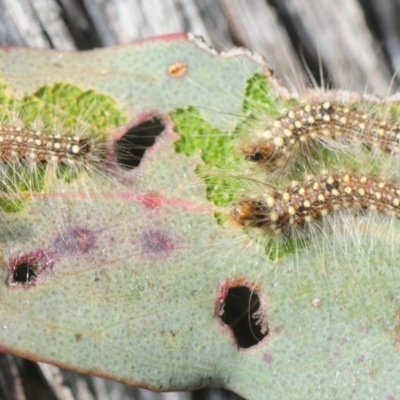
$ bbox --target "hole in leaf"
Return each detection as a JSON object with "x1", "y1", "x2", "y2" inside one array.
[
  {"x1": 7, "y1": 250, "x2": 53, "y2": 287},
  {"x1": 219, "y1": 286, "x2": 268, "y2": 349},
  {"x1": 114, "y1": 117, "x2": 165, "y2": 169},
  {"x1": 12, "y1": 262, "x2": 38, "y2": 283}
]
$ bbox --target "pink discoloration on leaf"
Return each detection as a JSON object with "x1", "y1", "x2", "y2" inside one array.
[
  {"x1": 52, "y1": 227, "x2": 98, "y2": 256},
  {"x1": 262, "y1": 352, "x2": 273, "y2": 365},
  {"x1": 356, "y1": 355, "x2": 365, "y2": 364},
  {"x1": 338, "y1": 337, "x2": 348, "y2": 346},
  {"x1": 31, "y1": 190, "x2": 216, "y2": 213},
  {"x1": 140, "y1": 229, "x2": 175, "y2": 256},
  {"x1": 6, "y1": 224, "x2": 106, "y2": 288},
  {"x1": 137, "y1": 192, "x2": 216, "y2": 212}
]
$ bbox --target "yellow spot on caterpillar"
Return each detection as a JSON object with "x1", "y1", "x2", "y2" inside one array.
[
  {"x1": 266, "y1": 197, "x2": 275, "y2": 207},
  {"x1": 322, "y1": 102, "x2": 331, "y2": 110},
  {"x1": 274, "y1": 136, "x2": 284, "y2": 146},
  {"x1": 284, "y1": 129, "x2": 292, "y2": 137},
  {"x1": 323, "y1": 115, "x2": 331, "y2": 122},
  {"x1": 71, "y1": 144, "x2": 80, "y2": 154},
  {"x1": 270, "y1": 212, "x2": 279, "y2": 222},
  {"x1": 327, "y1": 176, "x2": 335, "y2": 184},
  {"x1": 344, "y1": 187, "x2": 352, "y2": 194}
]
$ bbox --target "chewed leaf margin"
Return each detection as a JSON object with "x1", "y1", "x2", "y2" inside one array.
[{"x1": 170, "y1": 73, "x2": 306, "y2": 260}]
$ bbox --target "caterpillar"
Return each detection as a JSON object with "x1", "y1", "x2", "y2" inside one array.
[
  {"x1": 0, "y1": 82, "x2": 133, "y2": 216},
  {"x1": 0, "y1": 123, "x2": 100, "y2": 166},
  {"x1": 241, "y1": 102, "x2": 400, "y2": 172},
  {"x1": 231, "y1": 171, "x2": 400, "y2": 234}
]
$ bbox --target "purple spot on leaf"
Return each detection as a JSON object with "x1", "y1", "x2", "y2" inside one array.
[
  {"x1": 141, "y1": 229, "x2": 175, "y2": 255},
  {"x1": 356, "y1": 355, "x2": 365, "y2": 364},
  {"x1": 263, "y1": 352, "x2": 273, "y2": 365},
  {"x1": 53, "y1": 227, "x2": 97, "y2": 256}
]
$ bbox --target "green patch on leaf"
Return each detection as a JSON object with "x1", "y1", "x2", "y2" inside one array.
[
  {"x1": 171, "y1": 106, "x2": 244, "y2": 207},
  {"x1": 171, "y1": 73, "x2": 310, "y2": 260},
  {"x1": 242, "y1": 73, "x2": 283, "y2": 116},
  {"x1": 171, "y1": 73, "x2": 313, "y2": 260},
  {"x1": 0, "y1": 162, "x2": 47, "y2": 212},
  {"x1": 236, "y1": 73, "x2": 297, "y2": 139},
  {"x1": 56, "y1": 164, "x2": 82, "y2": 184},
  {"x1": 0, "y1": 82, "x2": 9, "y2": 104},
  {"x1": 171, "y1": 74, "x2": 292, "y2": 208},
  {"x1": 5, "y1": 83, "x2": 127, "y2": 131},
  {"x1": 265, "y1": 236, "x2": 312, "y2": 262}
]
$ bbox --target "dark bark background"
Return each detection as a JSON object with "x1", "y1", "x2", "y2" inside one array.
[{"x1": 0, "y1": 0, "x2": 400, "y2": 399}]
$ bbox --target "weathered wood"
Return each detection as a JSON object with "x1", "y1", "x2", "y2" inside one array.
[
  {"x1": 218, "y1": 0, "x2": 308, "y2": 90},
  {"x1": 1, "y1": 0, "x2": 398, "y2": 95},
  {"x1": 269, "y1": 0, "x2": 394, "y2": 94}
]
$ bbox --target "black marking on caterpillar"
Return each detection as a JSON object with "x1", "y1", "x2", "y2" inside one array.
[
  {"x1": 231, "y1": 171, "x2": 400, "y2": 234},
  {"x1": 241, "y1": 102, "x2": 400, "y2": 171}
]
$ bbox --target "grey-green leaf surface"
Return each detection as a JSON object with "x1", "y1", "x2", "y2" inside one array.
[{"x1": 0, "y1": 34, "x2": 399, "y2": 400}]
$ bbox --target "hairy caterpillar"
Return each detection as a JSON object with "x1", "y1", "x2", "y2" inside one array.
[
  {"x1": 0, "y1": 82, "x2": 134, "y2": 215},
  {"x1": 241, "y1": 102, "x2": 400, "y2": 172},
  {"x1": 0, "y1": 123, "x2": 100, "y2": 166},
  {"x1": 231, "y1": 171, "x2": 400, "y2": 234},
  {"x1": 0, "y1": 116, "x2": 109, "y2": 213}
]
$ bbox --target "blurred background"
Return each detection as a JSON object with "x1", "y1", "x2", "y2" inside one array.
[{"x1": 0, "y1": 0, "x2": 399, "y2": 399}]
